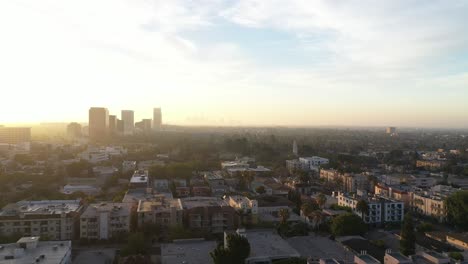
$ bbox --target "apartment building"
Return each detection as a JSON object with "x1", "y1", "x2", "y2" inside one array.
[
  {"x1": 80, "y1": 203, "x2": 131, "y2": 240},
  {"x1": 227, "y1": 196, "x2": 258, "y2": 225},
  {"x1": 335, "y1": 193, "x2": 404, "y2": 224},
  {"x1": 137, "y1": 197, "x2": 183, "y2": 229},
  {"x1": 374, "y1": 184, "x2": 412, "y2": 206},
  {"x1": 0, "y1": 200, "x2": 82, "y2": 240},
  {"x1": 181, "y1": 197, "x2": 238, "y2": 234},
  {"x1": 320, "y1": 169, "x2": 340, "y2": 181},
  {"x1": 129, "y1": 170, "x2": 150, "y2": 189},
  {"x1": 412, "y1": 185, "x2": 460, "y2": 222}
]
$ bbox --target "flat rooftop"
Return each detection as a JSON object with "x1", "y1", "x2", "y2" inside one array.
[
  {"x1": 0, "y1": 240, "x2": 71, "y2": 264},
  {"x1": 287, "y1": 235, "x2": 353, "y2": 263},
  {"x1": 0, "y1": 200, "x2": 81, "y2": 217},
  {"x1": 81, "y1": 203, "x2": 131, "y2": 218},
  {"x1": 161, "y1": 239, "x2": 216, "y2": 264},
  {"x1": 180, "y1": 197, "x2": 228, "y2": 209},
  {"x1": 241, "y1": 229, "x2": 300, "y2": 261}
]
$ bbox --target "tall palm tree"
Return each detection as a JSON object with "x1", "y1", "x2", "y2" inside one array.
[
  {"x1": 301, "y1": 202, "x2": 313, "y2": 222},
  {"x1": 356, "y1": 200, "x2": 369, "y2": 219},
  {"x1": 310, "y1": 210, "x2": 324, "y2": 231},
  {"x1": 278, "y1": 208, "x2": 290, "y2": 225},
  {"x1": 317, "y1": 193, "x2": 327, "y2": 209}
]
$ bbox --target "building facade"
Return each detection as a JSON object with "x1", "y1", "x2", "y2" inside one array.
[
  {"x1": 88, "y1": 107, "x2": 109, "y2": 142},
  {"x1": 0, "y1": 200, "x2": 83, "y2": 240},
  {"x1": 121, "y1": 110, "x2": 134, "y2": 135},
  {"x1": 80, "y1": 203, "x2": 131, "y2": 240}
]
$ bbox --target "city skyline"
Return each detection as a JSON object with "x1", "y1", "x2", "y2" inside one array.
[{"x1": 1, "y1": 1, "x2": 468, "y2": 127}]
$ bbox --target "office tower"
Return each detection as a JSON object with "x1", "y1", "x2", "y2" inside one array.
[
  {"x1": 89, "y1": 107, "x2": 109, "y2": 142},
  {"x1": 66, "y1": 122, "x2": 82, "y2": 138},
  {"x1": 386, "y1": 127, "x2": 397, "y2": 134},
  {"x1": 0, "y1": 127, "x2": 31, "y2": 144},
  {"x1": 153, "y1": 108, "x2": 162, "y2": 129},
  {"x1": 292, "y1": 140, "x2": 298, "y2": 156},
  {"x1": 109, "y1": 115, "x2": 117, "y2": 135},
  {"x1": 121, "y1": 110, "x2": 134, "y2": 135},
  {"x1": 116, "y1": 119, "x2": 124, "y2": 134},
  {"x1": 136, "y1": 119, "x2": 152, "y2": 134}
]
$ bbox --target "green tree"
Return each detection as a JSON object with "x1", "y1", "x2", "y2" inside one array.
[
  {"x1": 330, "y1": 213, "x2": 367, "y2": 236},
  {"x1": 210, "y1": 245, "x2": 231, "y2": 264},
  {"x1": 121, "y1": 232, "x2": 147, "y2": 256},
  {"x1": 316, "y1": 193, "x2": 327, "y2": 209},
  {"x1": 400, "y1": 212, "x2": 416, "y2": 256},
  {"x1": 301, "y1": 202, "x2": 314, "y2": 219},
  {"x1": 210, "y1": 233, "x2": 250, "y2": 264},
  {"x1": 446, "y1": 191, "x2": 468, "y2": 230},
  {"x1": 356, "y1": 200, "x2": 369, "y2": 218}
]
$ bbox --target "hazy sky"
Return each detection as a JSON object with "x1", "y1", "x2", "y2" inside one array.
[{"x1": 1, "y1": 0, "x2": 468, "y2": 127}]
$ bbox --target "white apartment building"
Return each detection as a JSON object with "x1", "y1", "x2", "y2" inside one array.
[
  {"x1": 0, "y1": 237, "x2": 72, "y2": 264},
  {"x1": 80, "y1": 203, "x2": 131, "y2": 240},
  {"x1": 287, "y1": 157, "x2": 329, "y2": 172},
  {"x1": 0, "y1": 200, "x2": 83, "y2": 240},
  {"x1": 335, "y1": 193, "x2": 404, "y2": 224}
]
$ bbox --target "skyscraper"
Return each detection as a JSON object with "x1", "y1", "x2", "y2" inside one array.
[
  {"x1": 153, "y1": 108, "x2": 162, "y2": 130},
  {"x1": 121, "y1": 110, "x2": 134, "y2": 135},
  {"x1": 0, "y1": 127, "x2": 31, "y2": 144},
  {"x1": 108, "y1": 115, "x2": 117, "y2": 135},
  {"x1": 89, "y1": 107, "x2": 109, "y2": 142},
  {"x1": 66, "y1": 122, "x2": 82, "y2": 138}
]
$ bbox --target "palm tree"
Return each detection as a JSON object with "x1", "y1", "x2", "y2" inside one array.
[
  {"x1": 356, "y1": 200, "x2": 369, "y2": 219},
  {"x1": 301, "y1": 202, "x2": 313, "y2": 221},
  {"x1": 310, "y1": 210, "x2": 324, "y2": 231},
  {"x1": 278, "y1": 208, "x2": 290, "y2": 225},
  {"x1": 317, "y1": 193, "x2": 327, "y2": 209}
]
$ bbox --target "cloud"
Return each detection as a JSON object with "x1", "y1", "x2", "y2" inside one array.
[{"x1": 0, "y1": 0, "x2": 467, "y2": 127}]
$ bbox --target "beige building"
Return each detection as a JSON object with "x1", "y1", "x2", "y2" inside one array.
[
  {"x1": 137, "y1": 196, "x2": 183, "y2": 229},
  {"x1": 446, "y1": 233, "x2": 468, "y2": 250},
  {"x1": 80, "y1": 202, "x2": 131, "y2": 240},
  {"x1": 412, "y1": 185, "x2": 460, "y2": 222},
  {"x1": 0, "y1": 200, "x2": 82, "y2": 240},
  {"x1": 89, "y1": 107, "x2": 109, "y2": 142}
]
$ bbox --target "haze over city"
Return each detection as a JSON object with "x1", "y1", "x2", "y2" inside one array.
[{"x1": 1, "y1": 0, "x2": 468, "y2": 127}]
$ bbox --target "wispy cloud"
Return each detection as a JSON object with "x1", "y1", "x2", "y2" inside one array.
[{"x1": 0, "y1": 0, "x2": 467, "y2": 126}]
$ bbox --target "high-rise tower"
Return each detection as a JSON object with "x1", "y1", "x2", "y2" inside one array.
[
  {"x1": 153, "y1": 108, "x2": 162, "y2": 130},
  {"x1": 121, "y1": 110, "x2": 135, "y2": 135},
  {"x1": 89, "y1": 107, "x2": 109, "y2": 142}
]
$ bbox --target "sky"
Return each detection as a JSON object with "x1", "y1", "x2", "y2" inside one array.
[{"x1": 1, "y1": 0, "x2": 468, "y2": 128}]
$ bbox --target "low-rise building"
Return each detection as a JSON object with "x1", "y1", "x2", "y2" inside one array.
[
  {"x1": 137, "y1": 196, "x2": 183, "y2": 229},
  {"x1": 61, "y1": 184, "x2": 101, "y2": 196},
  {"x1": 122, "y1": 160, "x2": 137, "y2": 173},
  {"x1": 374, "y1": 184, "x2": 412, "y2": 206},
  {"x1": 446, "y1": 233, "x2": 468, "y2": 250},
  {"x1": 226, "y1": 229, "x2": 300, "y2": 264},
  {"x1": 384, "y1": 251, "x2": 412, "y2": 264},
  {"x1": 129, "y1": 170, "x2": 150, "y2": 189},
  {"x1": 80, "y1": 203, "x2": 131, "y2": 240},
  {"x1": 0, "y1": 200, "x2": 82, "y2": 240},
  {"x1": 412, "y1": 185, "x2": 460, "y2": 222},
  {"x1": 181, "y1": 197, "x2": 238, "y2": 234},
  {"x1": 320, "y1": 169, "x2": 340, "y2": 182},
  {"x1": 191, "y1": 186, "x2": 211, "y2": 197},
  {"x1": 0, "y1": 237, "x2": 72, "y2": 264}
]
